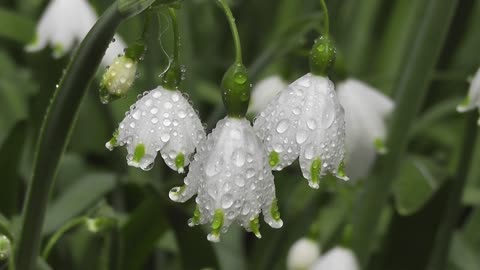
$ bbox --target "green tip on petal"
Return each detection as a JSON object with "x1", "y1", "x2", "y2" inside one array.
[
  {"x1": 269, "y1": 151, "x2": 280, "y2": 167},
  {"x1": 270, "y1": 199, "x2": 281, "y2": 221},
  {"x1": 250, "y1": 216, "x2": 261, "y2": 238},
  {"x1": 207, "y1": 209, "x2": 224, "y2": 242},
  {"x1": 336, "y1": 160, "x2": 349, "y2": 181},
  {"x1": 53, "y1": 43, "x2": 64, "y2": 58},
  {"x1": 374, "y1": 138, "x2": 388, "y2": 154},
  {"x1": 310, "y1": 158, "x2": 322, "y2": 188},
  {"x1": 175, "y1": 153, "x2": 185, "y2": 173},
  {"x1": 106, "y1": 130, "x2": 119, "y2": 151},
  {"x1": 457, "y1": 96, "x2": 471, "y2": 113},
  {"x1": 133, "y1": 144, "x2": 146, "y2": 163},
  {"x1": 188, "y1": 205, "x2": 201, "y2": 227}
]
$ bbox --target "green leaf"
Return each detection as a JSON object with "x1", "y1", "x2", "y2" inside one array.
[
  {"x1": 0, "y1": 7, "x2": 35, "y2": 44},
  {"x1": 393, "y1": 156, "x2": 448, "y2": 216},
  {"x1": 43, "y1": 173, "x2": 116, "y2": 236}
]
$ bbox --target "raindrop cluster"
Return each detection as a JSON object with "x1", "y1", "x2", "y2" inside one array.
[
  {"x1": 106, "y1": 86, "x2": 205, "y2": 172},
  {"x1": 254, "y1": 73, "x2": 348, "y2": 188},
  {"x1": 169, "y1": 117, "x2": 283, "y2": 241}
]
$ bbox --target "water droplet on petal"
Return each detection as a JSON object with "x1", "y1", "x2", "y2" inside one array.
[
  {"x1": 161, "y1": 133, "x2": 170, "y2": 142},
  {"x1": 232, "y1": 149, "x2": 246, "y2": 167},
  {"x1": 276, "y1": 119, "x2": 290, "y2": 134},
  {"x1": 296, "y1": 131, "x2": 308, "y2": 144},
  {"x1": 307, "y1": 119, "x2": 317, "y2": 130},
  {"x1": 222, "y1": 194, "x2": 234, "y2": 209}
]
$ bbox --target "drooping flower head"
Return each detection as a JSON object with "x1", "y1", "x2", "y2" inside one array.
[
  {"x1": 248, "y1": 75, "x2": 288, "y2": 115},
  {"x1": 337, "y1": 79, "x2": 394, "y2": 180},
  {"x1": 287, "y1": 238, "x2": 321, "y2": 270},
  {"x1": 106, "y1": 86, "x2": 205, "y2": 172},
  {"x1": 457, "y1": 67, "x2": 480, "y2": 124},
  {"x1": 169, "y1": 117, "x2": 283, "y2": 242},
  {"x1": 254, "y1": 73, "x2": 347, "y2": 188},
  {"x1": 310, "y1": 247, "x2": 359, "y2": 270},
  {"x1": 26, "y1": 0, "x2": 125, "y2": 66}
]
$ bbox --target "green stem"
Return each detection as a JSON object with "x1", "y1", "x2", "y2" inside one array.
[
  {"x1": 42, "y1": 217, "x2": 87, "y2": 260},
  {"x1": 350, "y1": 0, "x2": 458, "y2": 266},
  {"x1": 426, "y1": 112, "x2": 478, "y2": 270},
  {"x1": 168, "y1": 8, "x2": 180, "y2": 64},
  {"x1": 216, "y1": 0, "x2": 243, "y2": 63},
  {"x1": 319, "y1": 0, "x2": 329, "y2": 36},
  {"x1": 13, "y1": 3, "x2": 140, "y2": 270}
]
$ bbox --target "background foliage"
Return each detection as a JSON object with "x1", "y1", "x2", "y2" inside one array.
[{"x1": 0, "y1": 0, "x2": 479, "y2": 269}]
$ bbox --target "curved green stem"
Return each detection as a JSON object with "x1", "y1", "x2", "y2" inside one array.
[
  {"x1": 319, "y1": 0, "x2": 329, "y2": 36},
  {"x1": 42, "y1": 217, "x2": 87, "y2": 260},
  {"x1": 216, "y1": 0, "x2": 243, "y2": 63},
  {"x1": 168, "y1": 8, "x2": 180, "y2": 64}
]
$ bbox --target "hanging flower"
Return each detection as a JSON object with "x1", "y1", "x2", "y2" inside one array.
[
  {"x1": 106, "y1": 86, "x2": 205, "y2": 172},
  {"x1": 169, "y1": 117, "x2": 283, "y2": 242},
  {"x1": 254, "y1": 73, "x2": 347, "y2": 189},
  {"x1": 248, "y1": 75, "x2": 288, "y2": 115},
  {"x1": 457, "y1": 67, "x2": 480, "y2": 124},
  {"x1": 310, "y1": 247, "x2": 359, "y2": 270},
  {"x1": 286, "y1": 238, "x2": 320, "y2": 270},
  {"x1": 26, "y1": 0, "x2": 125, "y2": 66},
  {"x1": 0, "y1": 235, "x2": 11, "y2": 261},
  {"x1": 337, "y1": 79, "x2": 394, "y2": 180}
]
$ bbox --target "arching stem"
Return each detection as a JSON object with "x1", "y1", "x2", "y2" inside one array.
[{"x1": 217, "y1": 0, "x2": 243, "y2": 63}]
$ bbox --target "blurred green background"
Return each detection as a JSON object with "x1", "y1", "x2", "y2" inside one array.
[{"x1": 0, "y1": 0, "x2": 480, "y2": 269}]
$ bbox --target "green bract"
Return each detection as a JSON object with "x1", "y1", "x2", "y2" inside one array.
[
  {"x1": 221, "y1": 62, "x2": 252, "y2": 118},
  {"x1": 309, "y1": 36, "x2": 336, "y2": 76}
]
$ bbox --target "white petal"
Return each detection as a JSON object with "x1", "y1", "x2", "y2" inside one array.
[
  {"x1": 458, "y1": 67, "x2": 480, "y2": 113},
  {"x1": 170, "y1": 117, "x2": 282, "y2": 241},
  {"x1": 310, "y1": 247, "x2": 359, "y2": 270},
  {"x1": 248, "y1": 75, "x2": 287, "y2": 115},
  {"x1": 102, "y1": 35, "x2": 127, "y2": 67},
  {"x1": 337, "y1": 79, "x2": 394, "y2": 180},
  {"x1": 107, "y1": 87, "x2": 205, "y2": 171},
  {"x1": 287, "y1": 238, "x2": 320, "y2": 270}
]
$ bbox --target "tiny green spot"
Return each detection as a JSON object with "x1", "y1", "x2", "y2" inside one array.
[
  {"x1": 269, "y1": 151, "x2": 280, "y2": 167},
  {"x1": 374, "y1": 138, "x2": 387, "y2": 154},
  {"x1": 133, "y1": 144, "x2": 146, "y2": 163},
  {"x1": 337, "y1": 160, "x2": 347, "y2": 178},
  {"x1": 211, "y1": 209, "x2": 224, "y2": 236},
  {"x1": 250, "y1": 216, "x2": 261, "y2": 238},
  {"x1": 53, "y1": 43, "x2": 64, "y2": 57},
  {"x1": 109, "y1": 129, "x2": 119, "y2": 146},
  {"x1": 270, "y1": 199, "x2": 281, "y2": 221},
  {"x1": 311, "y1": 158, "x2": 322, "y2": 186},
  {"x1": 175, "y1": 153, "x2": 185, "y2": 171},
  {"x1": 459, "y1": 95, "x2": 471, "y2": 107}
]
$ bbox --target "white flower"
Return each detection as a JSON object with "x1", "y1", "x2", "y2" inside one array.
[
  {"x1": 26, "y1": 0, "x2": 125, "y2": 66},
  {"x1": 457, "y1": 67, "x2": 480, "y2": 124},
  {"x1": 254, "y1": 73, "x2": 347, "y2": 189},
  {"x1": 337, "y1": 79, "x2": 394, "y2": 180},
  {"x1": 310, "y1": 247, "x2": 359, "y2": 270},
  {"x1": 99, "y1": 55, "x2": 138, "y2": 104},
  {"x1": 169, "y1": 117, "x2": 283, "y2": 242},
  {"x1": 0, "y1": 235, "x2": 11, "y2": 261},
  {"x1": 248, "y1": 75, "x2": 287, "y2": 115},
  {"x1": 287, "y1": 238, "x2": 320, "y2": 270},
  {"x1": 106, "y1": 86, "x2": 205, "y2": 172}
]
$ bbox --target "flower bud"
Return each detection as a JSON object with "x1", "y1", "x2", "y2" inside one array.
[
  {"x1": 221, "y1": 63, "x2": 252, "y2": 118},
  {"x1": 99, "y1": 55, "x2": 138, "y2": 104},
  {"x1": 85, "y1": 217, "x2": 117, "y2": 234},
  {"x1": 309, "y1": 36, "x2": 336, "y2": 76},
  {"x1": 287, "y1": 238, "x2": 320, "y2": 270},
  {"x1": 0, "y1": 235, "x2": 11, "y2": 261}
]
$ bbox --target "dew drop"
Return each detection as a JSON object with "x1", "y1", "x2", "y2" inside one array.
[
  {"x1": 178, "y1": 110, "x2": 187, "y2": 118},
  {"x1": 276, "y1": 119, "x2": 290, "y2": 134},
  {"x1": 296, "y1": 131, "x2": 308, "y2": 144},
  {"x1": 164, "y1": 102, "x2": 173, "y2": 109},
  {"x1": 232, "y1": 149, "x2": 246, "y2": 167},
  {"x1": 172, "y1": 93, "x2": 180, "y2": 102},
  {"x1": 153, "y1": 91, "x2": 161, "y2": 98},
  {"x1": 132, "y1": 111, "x2": 141, "y2": 120},
  {"x1": 163, "y1": 119, "x2": 172, "y2": 126},
  {"x1": 307, "y1": 119, "x2": 317, "y2": 130},
  {"x1": 161, "y1": 133, "x2": 170, "y2": 142},
  {"x1": 130, "y1": 122, "x2": 136, "y2": 128},
  {"x1": 151, "y1": 117, "x2": 159, "y2": 124}
]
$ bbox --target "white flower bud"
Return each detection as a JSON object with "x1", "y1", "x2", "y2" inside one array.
[
  {"x1": 457, "y1": 67, "x2": 480, "y2": 124},
  {"x1": 310, "y1": 247, "x2": 359, "y2": 270},
  {"x1": 0, "y1": 235, "x2": 11, "y2": 261},
  {"x1": 287, "y1": 238, "x2": 320, "y2": 270},
  {"x1": 26, "y1": 0, "x2": 125, "y2": 66},
  {"x1": 254, "y1": 73, "x2": 347, "y2": 188},
  {"x1": 337, "y1": 79, "x2": 394, "y2": 180},
  {"x1": 106, "y1": 86, "x2": 205, "y2": 172},
  {"x1": 169, "y1": 117, "x2": 283, "y2": 242},
  {"x1": 248, "y1": 75, "x2": 287, "y2": 115},
  {"x1": 99, "y1": 55, "x2": 138, "y2": 104}
]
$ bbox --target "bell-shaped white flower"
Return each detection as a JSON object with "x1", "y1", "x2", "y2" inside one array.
[
  {"x1": 169, "y1": 117, "x2": 283, "y2": 242},
  {"x1": 106, "y1": 86, "x2": 205, "y2": 172},
  {"x1": 457, "y1": 67, "x2": 480, "y2": 124},
  {"x1": 287, "y1": 238, "x2": 320, "y2": 270},
  {"x1": 248, "y1": 75, "x2": 288, "y2": 115},
  {"x1": 26, "y1": 0, "x2": 125, "y2": 66},
  {"x1": 254, "y1": 73, "x2": 347, "y2": 189},
  {"x1": 337, "y1": 79, "x2": 394, "y2": 180},
  {"x1": 310, "y1": 247, "x2": 359, "y2": 270}
]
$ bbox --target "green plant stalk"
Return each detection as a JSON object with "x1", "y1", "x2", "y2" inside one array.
[
  {"x1": 319, "y1": 0, "x2": 329, "y2": 36},
  {"x1": 217, "y1": 0, "x2": 243, "y2": 64},
  {"x1": 42, "y1": 217, "x2": 87, "y2": 260},
  {"x1": 13, "y1": 3, "x2": 141, "y2": 270},
  {"x1": 350, "y1": 0, "x2": 458, "y2": 266},
  {"x1": 426, "y1": 112, "x2": 478, "y2": 270}
]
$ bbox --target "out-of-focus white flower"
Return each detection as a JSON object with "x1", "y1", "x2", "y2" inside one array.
[
  {"x1": 169, "y1": 117, "x2": 283, "y2": 242},
  {"x1": 254, "y1": 73, "x2": 347, "y2": 189},
  {"x1": 248, "y1": 75, "x2": 288, "y2": 115},
  {"x1": 287, "y1": 238, "x2": 320, "y2": 270},
  {"x1": 99, "y1": 55, "x2": 138, "y2": 104},
  {"x1": 337, "y1": 79, "x2": 394, "y2": 180},
  {"x1": 457, "y1": 68, "x2": 480, "y2": 124},
  {"x1": 310, "y1": 247, "x2": 359, "y2": 270},
  {"x1": 26, "y1": 0, "x2": 125, "y2": 66},
  {"x1": 106, "y1": 86, "x2": 205, "y2": 172}
]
